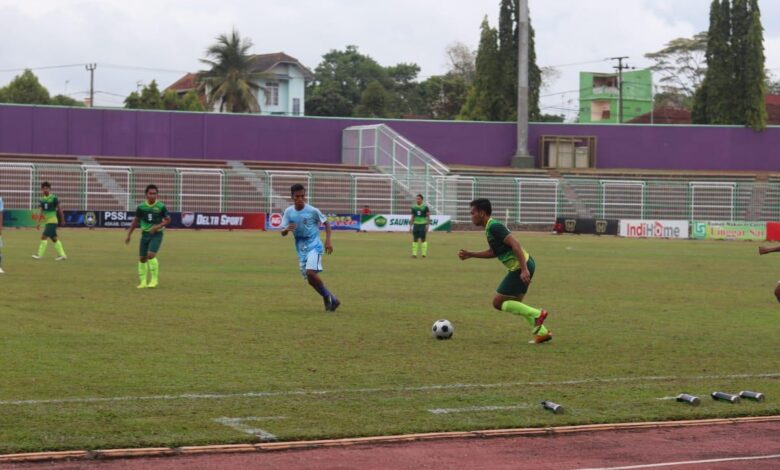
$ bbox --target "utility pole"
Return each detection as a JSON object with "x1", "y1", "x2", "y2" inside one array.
[
  {"x1": 511, "y1": 0, "x2": 533, "y2": 168},
  {"x1": 609, "y1": 56, "x2": 633, "y2": 123},
  {"x1": 85, "y1": 63, "x2": 97, "y2": 108}
]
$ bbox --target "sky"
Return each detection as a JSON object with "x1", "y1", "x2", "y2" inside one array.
[{"x1": 2, "y1": 0, "x2": 780, "y2": 119}]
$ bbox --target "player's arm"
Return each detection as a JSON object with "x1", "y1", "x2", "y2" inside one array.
[
  {"x1": 426, "y1": 209, "x2": 431, "y2": 229},
  {"x1": 324, "y1": 220, "x2": 333, "y2": 254},
  {"x1": 458, "y1": 247, "x2": 495, "y2": 260},
  {"x1": 150, "y1": 215, "x2": 170, "y2": 234},
  {"x1": 125, "y1": 215, "x2": 139, "y2": 244},
  {"x1": 280, "y1": 210, "x2": 295, "y2": 236},
  {"x1": 503, "y1": 234, "x2": 531, "y2": 284},
  {"x1": 57, "y1": 203, "x2": 65, "y2": 227},
  {"x1": 759, "y1": 245, "x2": 780, "y2": 255},
  {"x1": 36, "y1": 206, "x2": 42, "y2": 230}
]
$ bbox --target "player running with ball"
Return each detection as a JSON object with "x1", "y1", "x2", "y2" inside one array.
[{"x1": 459, "y1": 198, "x2": 552, "y2": 344}]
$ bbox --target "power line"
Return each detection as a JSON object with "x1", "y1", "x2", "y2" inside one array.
[
  {"x1": 0, "y1": 64, "x2": 86, "y2": 73},
  {"x1": 99, "y1": 63, "x2": 190, "y2": 74}
]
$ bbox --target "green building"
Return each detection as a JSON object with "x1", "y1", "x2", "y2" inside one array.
[{"x1": 578, "y1": 69, "x2": 652, "y2": 123}]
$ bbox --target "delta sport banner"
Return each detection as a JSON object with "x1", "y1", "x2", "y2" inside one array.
[
  {"x1": 691, "y1": 221, "x2": 766, "y2": 241},
  {"x1": 5, "y1": 210, "x2": 265, "y2": 229},
  {"x1": 266, "y1": 213, "x2": 361, "y2": 231},
  {"x1": 360, "y1": 214, "x2": 452, "y2": 232}
]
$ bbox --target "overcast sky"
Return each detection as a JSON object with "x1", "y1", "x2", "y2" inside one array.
[{"x1": 2, "y1": 0, "x2": 780, "y2": 119}]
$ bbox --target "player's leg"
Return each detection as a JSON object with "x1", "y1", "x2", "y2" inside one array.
[
  {"x1": 418, "y1": 226, "x2": 428, "y2": 258},
  {"x1": 33, "y1": 225, "x2": 53, "y2": 259},
  {"x1": 51, "y1": 230, "x2": 67, "y2": 261},
  {"x1": 146, "y1": 233, "x2": 163, "y2": 288},
  {"x1": 412, "y1": 230, "x2": 419, "y2": 258},
  {"x1": 304, "y1": 250, "x2": 339, "y2": 311},
  {"x1": 492, "y1": 258, "x2": 550, "y2": 342},
  {"x1": 137, "y1": 234, "x2": 151, "y2": 289}
]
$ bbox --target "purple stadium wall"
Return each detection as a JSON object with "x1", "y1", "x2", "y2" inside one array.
[{"x1": 1, "y1": 104, "x2": 780, "y2": 171}]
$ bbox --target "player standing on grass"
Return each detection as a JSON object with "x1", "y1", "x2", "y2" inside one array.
[
  {"x1": 458, "y1": 198, "x2": 552, "y2": 344},
  {"x1": 281, "y1": 184, "x2": 340, "y2": 311},
  {"x1": 410, "y1": 194, "x2": 430, "y2": 258},
  {"x1": 125, "y1": 184, "x2": 170, "y2": 289},
  {"x1": 32, "y1": 182, "x2": 67, "y2": 261},
  {"x1": 0, "y1": 195, "x2": 4, "y2": 273},
  {"x1": 758, "y1": 245, "x2": 780, "y2": 302}
]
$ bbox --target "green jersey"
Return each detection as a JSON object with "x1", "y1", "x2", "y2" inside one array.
[
  {"x1": 135, "y1": 201, "x2": 169, "y2": 232},
  {"x1": 485, "y1": 218, "x2": 529, "y2": 272},
  {"x1": 411, "y1": 204, "x2": 430, "y2": 225},
  {"x1": 39, "y1": 194, "x2": 60, "y2": 224}
]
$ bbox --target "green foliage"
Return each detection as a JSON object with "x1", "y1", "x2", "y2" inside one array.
[
  {"x1": 418, "y1": 74, "x2": 469, "y2": 120},
  {"x1": 49, "y1": 94, "x2": 84, "y2": 107},
  {"x1": 353, "y1": 80, "x2": 389, "y2": 117},
  {"x1": 1, "y1": 229, "x2": 779, "y2": 452},
  {"x1": 645, "y1": 32, "x2": 708, "y2": 108},
  {"x1": 0, "y1": 69, "x2": 51, "y2": 105},
  {"x1": 199, "y1": 28, "x2": 264, "y2": 113},
  {"x1": 459, "y1": 18, "x2": 507, "y2": 121},
  {"x1": 694, "y1": 0, "x2": 766, "y2": 129},
  {"x1": 125, "y1": 82, "x2": 205, "y2": 111}
]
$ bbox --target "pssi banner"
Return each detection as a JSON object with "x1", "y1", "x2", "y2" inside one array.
[
  {"x1": 266, "y1": 213, "x2": 360, "y2": 231},
  {"x1": 691, "y1": 221, "x2": 766, "y2": 241},
  {"x1": 360, "y1": 214, "x2": 452, "y2": 232},
  {"x1": 9, "y1": 210, "x2": 265, "y2": 230},
  {"x1": 619, "y1": 220, "x2": 689, "y2": 239}
]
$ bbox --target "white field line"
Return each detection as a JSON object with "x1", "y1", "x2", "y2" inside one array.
[
  {"x1": 573, "y1": 453, "x2": 780, "y2": 470},
  {"x1": 1, "y1": 372, "x2": 778, "y2": 406},
  {"x1": 214, "y1": 416, "x2": 286, "y2": 442},
  {"x1": 428, "y1": 404, "x2": 530, "y2": 415}
]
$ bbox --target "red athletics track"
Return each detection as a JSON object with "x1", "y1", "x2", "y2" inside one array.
[{"x1": 2, "y1": 417, "x2": 780, "y2": 470}]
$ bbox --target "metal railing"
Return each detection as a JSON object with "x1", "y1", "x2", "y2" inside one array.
[{"x1": 0, "y1": 161, "x2": 769, "y2": 224}]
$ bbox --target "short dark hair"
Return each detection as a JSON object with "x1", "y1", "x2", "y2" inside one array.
[
  {"x1": 145, "y1": 184, "x2": 159, "y2": 194},
  {"x1": 416, "y1": 194, "x2": 424, "y2": 199},
  {"x1": 290, "y1": 184, "x2": 306, "y2": 196},
  {"x1": 41, "y1": 182, "x2": 51, "y2": 189},
  {"x1": 470, "y1": 198, "x2": 492, "y2": 216}
]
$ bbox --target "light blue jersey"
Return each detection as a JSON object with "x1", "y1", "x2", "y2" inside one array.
[
  {"x1": 0, "y1": 197, "x2": 4, "y2": 212},
  {"x1": 282, "y1": 203, "x2": 327, "y2": 257}
]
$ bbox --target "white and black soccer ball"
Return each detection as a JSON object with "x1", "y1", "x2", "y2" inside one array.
[{"x1": 431, "y1": 319, "x2": 454, "y2": 340}]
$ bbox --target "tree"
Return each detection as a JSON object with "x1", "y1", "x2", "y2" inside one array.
[
  {"x1": 459, "y1": 17, "x2": 506, "y2": 121},
  {"x1": 353, "y1": 80, "x2": 390, "y2": 117},
  {"x1": 741, "y1": 0, "x2": 767, "y2": 130},
  {"x1": 0, "y1": 69, "x2": 50, "y2": 104},
  {"x1": 645, "y1": 32, "x2": 708, "y2": 108},
  {"x1": 124, "y1": 81, "x2": 204, "y2": 111},
  {"x1": 694, "y1": 0, "x2": 733, "y2": 123},
  {"x1": 198, "y1": 28, "x2": 264, "y2": 113},
  {"x1": 445, "y1": 42, "x2": 476, "y2": 85},
  {"x1": 178, "y1": 90, "x2": 205, "y2": 111},
  {"x1": 50, "y1": 94, "x2": 84, "y2": 107}
]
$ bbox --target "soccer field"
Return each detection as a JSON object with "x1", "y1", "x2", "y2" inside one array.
[{"x1": 0, "y1": 229, "x2": 779, "y2": 453}]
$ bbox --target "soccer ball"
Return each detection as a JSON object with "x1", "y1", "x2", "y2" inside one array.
[{"x1": 431, "y1": 319, "x2": 454, "y2": 340}]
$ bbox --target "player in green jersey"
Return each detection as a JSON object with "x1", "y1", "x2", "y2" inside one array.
[
  {"x1": 32, "y1": 182, "x2": 67, "y2": 261},
  {"x1": 125, "y1": 184, "x2": 171, "y2": 289},
  {"x1": 410, "y1": 194, "x2": 430, "y2": 258},
  {"x1": 458, "y1": 198, "x2": 552, "y2": 344},
  {"x1": 758, "y1": 245, "x2": 780, "y2": 302}
]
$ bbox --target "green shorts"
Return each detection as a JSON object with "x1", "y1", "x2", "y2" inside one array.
[
  {"x1": 139, "y1": 231, "x2": 164, "y2": 257},
  {"x1": 412, "y1": 224, "x2": 427, "y2": 241},
  {"x1": 496, "y1": 257, "x2": 536, "y2": 296},
  {"x1": 42, "y1": 223, "x2": 58, "y2": 238}
]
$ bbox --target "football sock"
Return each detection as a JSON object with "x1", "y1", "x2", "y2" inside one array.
[
  {"x1": 138, "y1": 262, "x2": 148, "y2": 285},
  {"x1": 421, "y1": 242, "x2": 428, "y2": 256},
  {"x1": 54, "y1": 240, "x2": 67, "y2": 257},
  {"x1": 412, "y1": 242, "x2": 418, "y2": 256},
  {"x1": 316, "y1": 283, "x2": 332, "y2": 299},
  {"x1": 501, "y1": 300, "x2": 547, "y2": 334},
  {"x1": 148, "y1": 258, "x2": 159, "y2": 283},
  {"x1": 37, "y1": 240, "x2": 48, "y2": 257}
]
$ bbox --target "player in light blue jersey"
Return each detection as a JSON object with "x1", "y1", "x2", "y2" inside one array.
[{"x1": 281, "y1": 184, "x2": 340, "y2": 311}]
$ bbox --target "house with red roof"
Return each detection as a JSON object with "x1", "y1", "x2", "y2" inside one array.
[{"x1": 166, "y1": 52, "x2": 314, "y2": 115}]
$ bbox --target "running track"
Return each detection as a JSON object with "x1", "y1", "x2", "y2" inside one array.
[{"x1": 2, "y1": 418, "x2": 779, "y2": 469}]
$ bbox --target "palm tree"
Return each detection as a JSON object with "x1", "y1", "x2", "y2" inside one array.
[{"x1": 198, "y1": 29, "x2": 268, "y2": 113}]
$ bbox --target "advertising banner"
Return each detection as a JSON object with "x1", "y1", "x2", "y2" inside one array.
[
  {"x1": 555, "y1": 217, "x2": 619, "y2": 235},
  {"x1": 691, "y1": 221, "x2": 766, "y2": 241},
  {"x1": 360, "y1": 214, "x2": 452, "y2": 232},
  {"x1": 767, "y1": 222, "x2": 780, "y2": 242},
  {"x1": 2, "y1": 210, "x2": 40, "y2": 228},
  {"x1": 172, "y1": 212, "x2": 265, "y2": 230},
  {"x1": 619, "y1": 220, "x2": 689, "y2": 239},
  {"x1": 64, "y1": 210, "x2": 100, "y2": 228},
  {"x1": 266, "y1": 213, "x2": 361, "y2": 231}
]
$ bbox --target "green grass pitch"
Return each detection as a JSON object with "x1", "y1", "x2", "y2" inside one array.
[{"x1": 0, "y1": 228, "x2": 779, "y2": 453}]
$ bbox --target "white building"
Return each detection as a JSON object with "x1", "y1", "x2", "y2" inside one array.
[{"x1": 167, "y1": 52, "x2": 314, "y2": 116}]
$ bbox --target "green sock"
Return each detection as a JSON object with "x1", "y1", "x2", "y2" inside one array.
[
  {"x1": 37, "y1": 240, "x2": 47, "y2": 257},
  {"x1": 54, "y1": 240, "x2": 67, "y2": 257},
  {"x1": 421, "y1": 242, "x2": 428, "y2": 256},
  {"x1": 148, "y1": 258, "x2": 159, "y2": 283},
  {"x1": 501, "y1": 300, "x2": 542, "y2": 329},
  {"x1": 138, "y1": 262, "x2": 148, "y2": 285},
  {"x1": 412, "y1": 242, "x2": 418, "y2": 256}
]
